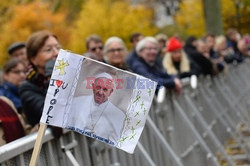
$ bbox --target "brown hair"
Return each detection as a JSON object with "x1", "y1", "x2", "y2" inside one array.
[
  {"x1": 226, "y1": 28, "x2": 237, "y2": 37},
  {"x1": 26, "y1": 31, "x2": 57, "y2": 64},
  {"x1": 86, "y1": 34, "x2": 102, "y2": 50},
  {"x1": 130, "y1": 32, "x2": 143, "y2": 43},
  {"x1": 205, "y1": 33, "x2": 215, "y2": 39},
  {"x1": 3, "y1": 59, "x2": 25, "y2": 74}
]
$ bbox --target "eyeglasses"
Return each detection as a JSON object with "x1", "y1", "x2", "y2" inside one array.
[
  {"x1": 10, "y1": 70, "x2": 26, "y2": 75},
  {"x1": 107, "y1": 48, "x2": 124, "y2": 53},
  {"x1": 143, "y1": 47, "x2": 158, "y2": 51},
  {"x1": 90, "y1": 46, "x2": 103, "y2": 52},
  {"x1": 40, "y1": 45, "x2": 61, "y2": 54}
]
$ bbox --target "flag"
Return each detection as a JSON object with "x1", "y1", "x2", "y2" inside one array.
[{"x1": 40, "y1": 49, "x2": 157, "y2": 153}]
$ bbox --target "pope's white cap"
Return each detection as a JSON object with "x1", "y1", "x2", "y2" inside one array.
[{"x1": 95, "y1": 72, "x2": 113, "y2": 79}]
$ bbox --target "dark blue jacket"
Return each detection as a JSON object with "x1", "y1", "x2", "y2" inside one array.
[
  {"x1": 130, "y1": 57, "x2": 175, "y2": 89},
  {"x1": 0, "y1": 82, "x2": 22, "y2": 112},
  {"x1": 126, "y1": 50, "x2": 138, "y2": 69}
]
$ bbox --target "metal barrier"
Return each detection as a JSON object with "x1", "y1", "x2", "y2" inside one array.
[{"x1": 1, "y1": 60, "x2": 250, "y2": 166}]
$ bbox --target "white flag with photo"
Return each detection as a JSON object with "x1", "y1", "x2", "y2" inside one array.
[{"x1": 40, "y1": 49, "x2": 157, "y2": 153}]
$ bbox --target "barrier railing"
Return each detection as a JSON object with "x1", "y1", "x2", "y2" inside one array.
[{"x1": 1, "y1": 60, "x2": 250, "y2": 166}]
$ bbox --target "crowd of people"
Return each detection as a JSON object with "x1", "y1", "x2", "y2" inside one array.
[{"x1": 0, "y1": 28, "x2": 250, "y2": 145}]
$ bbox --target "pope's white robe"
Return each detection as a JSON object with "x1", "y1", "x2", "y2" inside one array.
[{"x1": 67, "y1": 95, "x2": 125, "y2": 144}]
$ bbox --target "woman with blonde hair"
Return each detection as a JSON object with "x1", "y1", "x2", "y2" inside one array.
[
  {"x1": 163, "y1": 37, "x2": 193, "y2": 78},
  {"x1": 214, "y1": 35, "x2": 236, "y2": 64}
]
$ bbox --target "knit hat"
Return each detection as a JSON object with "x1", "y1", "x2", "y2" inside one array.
[
  {"x1": 8, "y1": 42, "x2": 26, "y2": 55},
  {"x1": 166, "y1": 37, "x2": 182, "y2": 52}
]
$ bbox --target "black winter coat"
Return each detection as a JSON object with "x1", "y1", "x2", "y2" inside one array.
[
  {"x1": 184, "y1": 44, "x2": 214, "y2": 76},
  {"x1": 19, "y1": 71, "x2": 47, "y2": 126}
]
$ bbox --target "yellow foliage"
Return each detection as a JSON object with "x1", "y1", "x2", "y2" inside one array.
[
  {"x1": 174, "y1": 0, "x2": 205, "y2": 37},
  {"x1": 174, "y1": 0, "x2": 247, "y2": 36},
  {"x1": 221, "y1": 0, "x2": 236, "y2": 17},
  {"x1": 0, "y1": 0, "x2": 69, "y2": 66},
  {"x1": 0, "y1": 1, "x2": 15, "y2": 26},
  {"x1": 69, "y1": 0, "x2": 157, "y2": 54},
  {"x1": 221, "y1": 0, "x2": 236, "y2": 30}
]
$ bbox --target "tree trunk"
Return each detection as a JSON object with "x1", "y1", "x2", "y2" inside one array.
[{"x1": 202, "y1": 0, "x2": 223, "y2": 35}]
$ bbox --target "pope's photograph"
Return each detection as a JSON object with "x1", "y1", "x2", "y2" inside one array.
[
  {"x1": 66, "y1": 58, "x2": 134, "y2": 145},
  {"x1": 40, "y1": 50, "x2": 156, "y2": 153}
]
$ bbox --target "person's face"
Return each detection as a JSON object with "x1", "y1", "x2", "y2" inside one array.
[
  {"x1": 92, "y1": 77, "x2": 113, "y2": 104},
  {"x1": 31, "y1": 36, "x2": 60, "y2": 75},
  {"x1": 132, "y1": 35, "x2": 144, "y2": 49},
  {"x1": 88, "y1": 41, "x2": 103, "y2": 60},
  {"x1": 171, "y1": 50, "x2": 182, "y2": 62},
  {"x1": 217, "y1": 40, "x2": 227, "y2": 52},
  {"x1": 4, "y1": 63, "x2": 26, "y2": 86},
  {"x1": 11, "y1": 47, "x2": 27, "y2": 62},
  {"x1": 206, "y1": 36, "x2": 215, "y2": 50},
  {"x1": 139, "y1": 42, "x2": 158, "y2": 64},
  {"x1": 106, "y1": 42, "x2": 126, "y2": 65},
  {"x1": 238, "y1": 40, "x2": 247, "y2": 53},
  {"x1": 192, "y1": 40, "x2": 198, "y2": 47},
  {"x1": 197, "y1": 42, "x2": 209, "y2": 53},
  {"x1": 230, "y1": 31, "x2": 238, "y2": 41},
  {"x1": 158, "y1": 40, "x2": 166, "y2": 50}
]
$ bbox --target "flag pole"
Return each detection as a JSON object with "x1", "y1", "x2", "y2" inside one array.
[{"x1": 29, "y1": 123, "x2": 47, "y2": 166}]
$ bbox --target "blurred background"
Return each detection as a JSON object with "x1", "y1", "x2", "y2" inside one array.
[{"x1": 0, "y1": 0, "x2": 249, "y2": 67}]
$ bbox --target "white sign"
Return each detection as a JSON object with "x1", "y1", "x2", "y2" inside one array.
[{"x1": 40, "y1": 49, "x2": 157, "y2": 153}]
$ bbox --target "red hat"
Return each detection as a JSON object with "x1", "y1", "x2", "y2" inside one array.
[{"x1": 166, "y1": 37, "x2": 182, "y2": 52}]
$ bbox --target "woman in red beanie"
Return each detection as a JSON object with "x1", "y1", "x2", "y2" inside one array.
[{"x1": 163, "y1": 37, "x2": 193, "y2": 78}]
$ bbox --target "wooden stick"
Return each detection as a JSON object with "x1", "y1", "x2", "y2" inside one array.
[{"x1": 29, "y1": 123, "x2": 47, "y2": 166}]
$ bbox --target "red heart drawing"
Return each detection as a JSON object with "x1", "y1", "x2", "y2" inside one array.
[{"x1": 56, "y1": 80, "x2": 63, "y2": 88}]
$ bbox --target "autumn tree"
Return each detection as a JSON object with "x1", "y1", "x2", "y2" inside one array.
[
  {"x1": 203, "y1": 0, "x2": 223, "y2": 35},
  {"x1": 174, "y1": 0, "x2": 206, "y2": 37},
  {"x1": 42, "y1": 0, "x2": 84, "y2": 22},
  {"x1": 0, "y1": 0, "x2": 69, "y2": 66},
  {"x1": 174, "y1": 0, "x2": 250, "y2": 37},
  {"x1": 223, "y1": 0, "x2": 250, "y2": 34},
  {"x1": 69, "y1": 0, "x2": 157, "y2": 54}
]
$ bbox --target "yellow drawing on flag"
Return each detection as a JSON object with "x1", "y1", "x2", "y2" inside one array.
[{"x1": 55, "y1": 59, "x2": 69, "y2": 75}]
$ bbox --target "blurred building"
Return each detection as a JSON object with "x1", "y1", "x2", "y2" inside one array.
[{"x1": 129, "y1": 0, "x2": 180, "y2": 27}]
